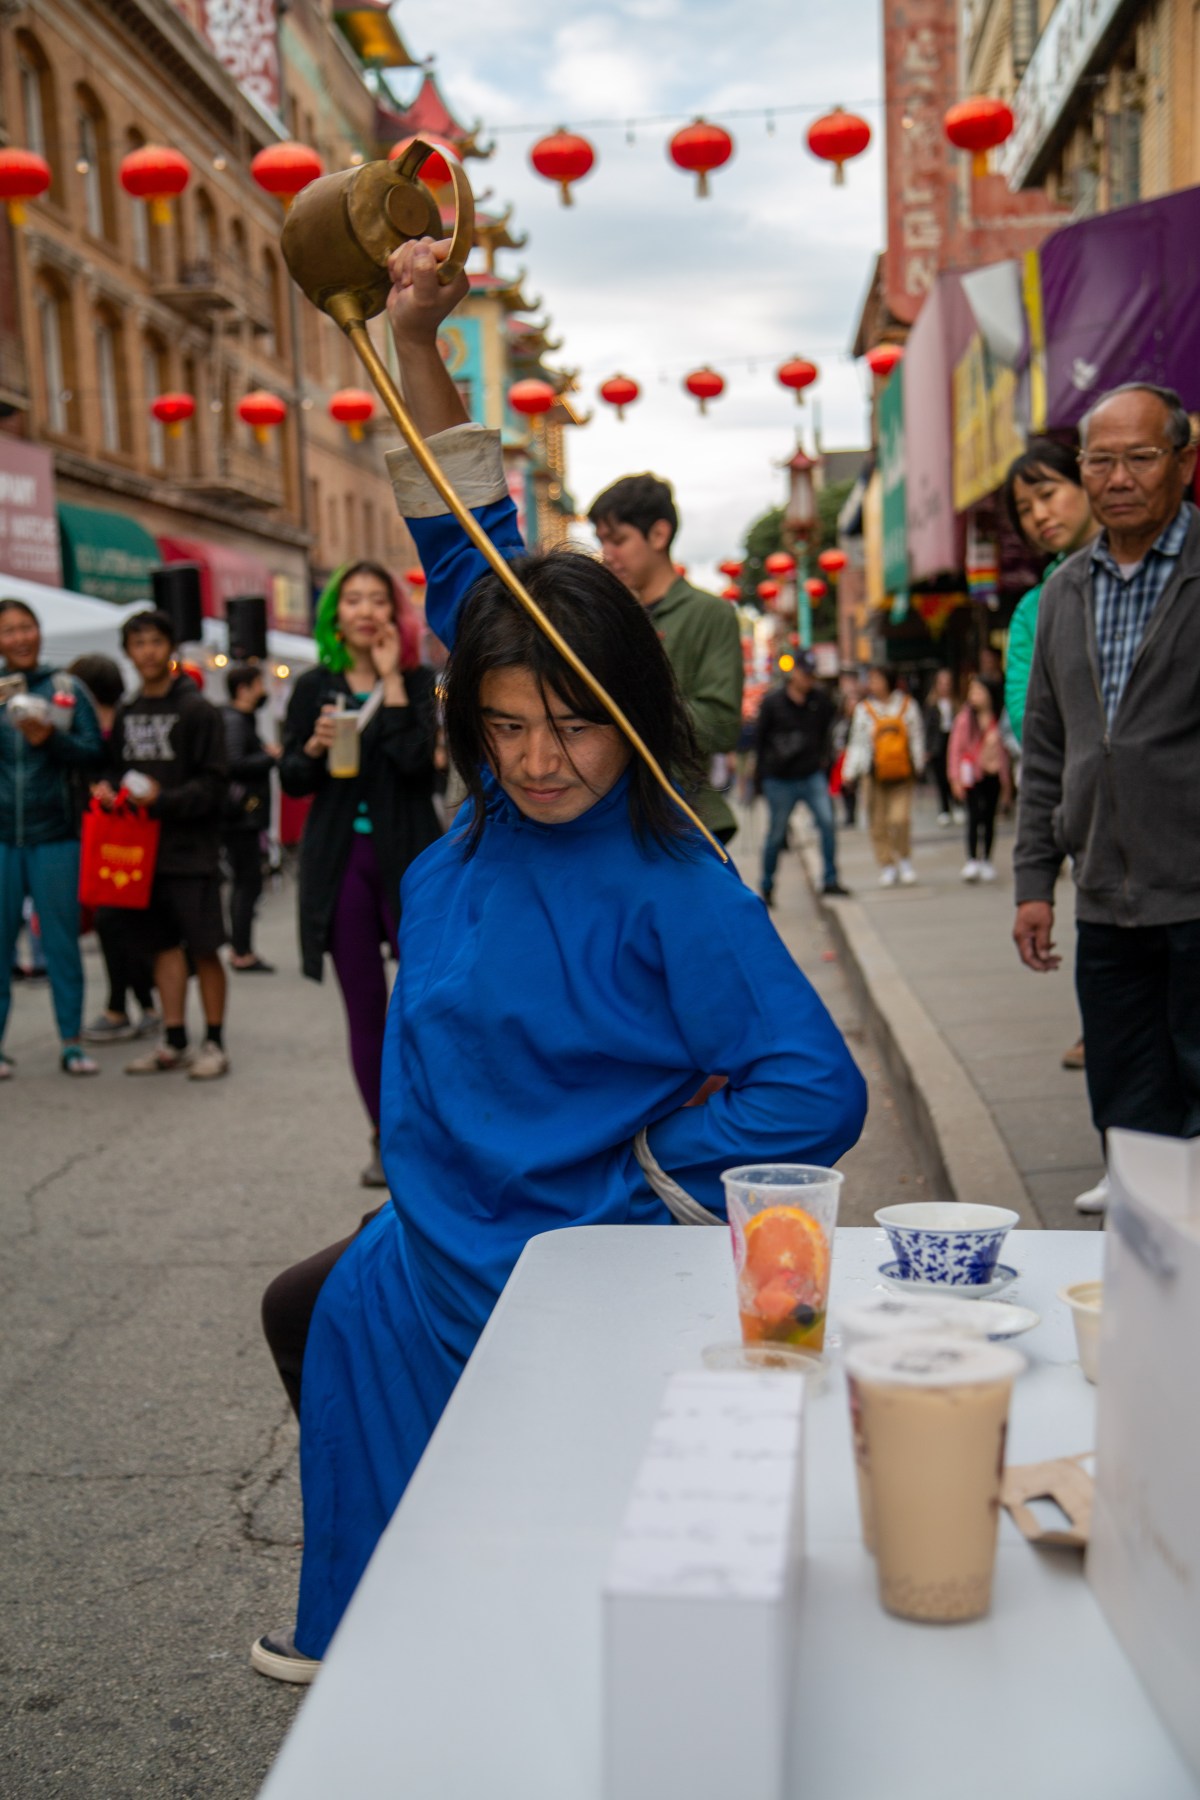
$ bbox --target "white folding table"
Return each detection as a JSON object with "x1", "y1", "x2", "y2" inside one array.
[{"x1": 259, "y1": 1227, "x2": 1197, "y2": 1800}]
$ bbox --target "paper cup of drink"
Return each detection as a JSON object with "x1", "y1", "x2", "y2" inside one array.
[
  {"x1": 845, "y1": 1333, "x2": 1024, "y2": 1618},
  {"x1": 1058, "y1": 1281, "x2": 1102, "y2": 1384},
  {"x1": 722, "y1": 1165, "x2": 843, "y2": 1360}
]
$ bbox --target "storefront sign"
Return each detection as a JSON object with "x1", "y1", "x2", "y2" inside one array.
[
  {"x1": 953, "y1": 333, "x2": 1026, "y2": 511},
  {"x1": 883, "y1": 0, "x2": 959, "y2": 322},
  {"x1": 438, "y1": 316, "x2": 484, "y2": 424},
  {"x1": 0, "y1": 440, "x2": 61, "y2": 585},
  {"x1": 880, "y1": 370, "x2": 908, "y2": 597},
  {"x1": 1001, "y1": 0, "x2": 1128, "y2": 188},
  {"x1": 200, "y1": 0, "x2": 281, "y2": 116}
]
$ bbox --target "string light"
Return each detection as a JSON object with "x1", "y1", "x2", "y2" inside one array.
[{"x1": 479, "y1": 97, "x2": 885, "y2": 135}]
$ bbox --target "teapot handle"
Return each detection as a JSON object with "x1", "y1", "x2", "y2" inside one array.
[{"x1": 390, "y1": 140, "x2": 475, "y2": 286}]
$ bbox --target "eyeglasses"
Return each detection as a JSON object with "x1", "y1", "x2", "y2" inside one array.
[{"x1": 1077, "y1": 447, "x2": 1176, "y2": 479}]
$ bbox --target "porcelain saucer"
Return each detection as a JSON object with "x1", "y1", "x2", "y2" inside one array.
[{"x1": 878, "y1": 1260, "x2": 1019, "y2": 1301}]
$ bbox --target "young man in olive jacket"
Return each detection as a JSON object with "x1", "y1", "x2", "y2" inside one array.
[
  {"x1": 588, "y1": 473, "x2": 743, "y2": 843},
  {"x1": 96, "y1": 610, "x2": 230, "y2": 1080}
]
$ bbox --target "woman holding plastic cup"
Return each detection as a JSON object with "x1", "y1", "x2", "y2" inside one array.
[{"x1": 281, "y1": 563, "x2": 441, "y2": 1185}]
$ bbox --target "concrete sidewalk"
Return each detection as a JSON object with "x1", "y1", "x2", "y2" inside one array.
[{"x1": 734, "y1": 789, "x2": 1104, "y2": 1232}]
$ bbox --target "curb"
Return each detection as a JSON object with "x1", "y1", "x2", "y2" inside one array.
[{"x1": 799, "y1": 844, "x2": 1041, "y2": 1227}]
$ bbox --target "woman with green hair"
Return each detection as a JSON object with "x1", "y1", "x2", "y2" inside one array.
[{"x1": 281, "y1": 561, "x2": 440, "y2": 1185}]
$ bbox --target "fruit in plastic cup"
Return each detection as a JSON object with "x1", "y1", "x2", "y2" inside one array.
[
  {"x1": 722, "y1": 1164, "x2": 843, "y2": 1355},
  {"x1": 845, "y1": 1333, "x2": 1025, "y2": 1620}
]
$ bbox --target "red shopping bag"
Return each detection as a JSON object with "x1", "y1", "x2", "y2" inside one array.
[{"x1": 79, "y1": 795, "x2": 161, "y2": 910}]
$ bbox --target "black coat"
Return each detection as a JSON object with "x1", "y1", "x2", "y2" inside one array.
[
  {"x1": 220, "y1": 705, "x2": 274, "y2": 830},
  {"x1": 281, "y1": 664, "x2": 441, "y2": 981}
]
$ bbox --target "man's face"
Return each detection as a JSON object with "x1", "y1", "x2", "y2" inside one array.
[
  {"x1": 245, "y1": 674, "x2": 266, "y2": 709},
  {"x1": 125, "y1": 629, "x2": 174, "y2": 686},
  {"x1": 593, "y1": 518, "x2": 672, "y2": 601},
  {"x1": 787, "y1": 668, "x2": 814, "y2": 701},
  {"x1": 480, "y1": 666, "x2": 631, "y2": 826},
  {"x1": 1080, "y1": 391, "x2": 1197, "y2": 541}
]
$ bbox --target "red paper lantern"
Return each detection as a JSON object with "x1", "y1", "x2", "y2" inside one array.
[
  {"x1": 865, "y1": 343, "x2": 904, "y2": 379},
  {"x1": 718, "y1": 559, "x2": 744, "y2": 581},
  {"x1": 388, "y1": 135, "x2": 461, "y2": 189},
  {"x1": 764, "y1": 551, "x2": 797, "y2": 577},
  {"x1": 150, "y1": 392, "x2": 196, "y2": 438},
  {"x1": 530, "y1": 129, "x2": 596, "y2": 206},
  {"x1": 508, "y1": 379, "x2": 557, "y2": 421},
  {"x1": 668, "y1": 119, "x2": 734, "y2": 198},
  {"x1": 251, "y1": 142, "x2": 325, "y2": 208},
  {"x1": 804, "y1": 577, "x2": 828, "y2": 600},
  {"x1": 721, "y1": 585, "x2": 741, "y2": 602},
  {"x1": 329, "y1": 388, "x2": 376, "y2": 441},
  {"x1": 806, "y1": 109, "x2": 871, "y2": 185},
  {"x1": 817, "y1": 549, "x2": 848, "y2": 575},
  {"x1": 237, "y1": 389, "x2": 287, "y2": 445},
  {"x1": 944, "y1": 97, "x2": 1014, "y2": 176},
  {"x1": 777, "y1": 357, "x2": 819, "y2": 404},
  {"x1": 119, "y1": 145, "x2": 190, "y2": 225},
  {"x1": 757, "y1": 580, "x2": 780, "y2": 603},
  {"x1": 683, "y1": 366, "x2": 725, "y2": 415},
  {"x1": 405, "y1": 567, "x2": 426, "y2": 590},
  {"x1": 0, "y1": 148, "x2": 51, "y2": 225},
  {"x1": 599, "y1": 374, "x2": 640, "y2": 420}
]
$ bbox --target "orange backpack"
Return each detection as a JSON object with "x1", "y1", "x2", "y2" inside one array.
[{"x1": 866, "y1": 702, "x2": 913, "y2": 783}]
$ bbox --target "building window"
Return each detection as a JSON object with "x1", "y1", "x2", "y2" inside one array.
[
  {"x1": 181, "y1": 355, "x2": 200, "y2": 474},
  {"x1": 76, "y1": 87, "x2": 114, "y2": 242},
  {"x1": 36, "y1": 278, "x2": 76, "y2": 435},
  {"x1": 143, "y1": 336, "x2": 170, "y2": 467},
  {"x1": 194, "y1": 189, "x2": 218, "y2": 270},
  {"x1": 126, "y1": 131, "x2": 151, "y2": 270},
  {"x1": 17, "y1": 34, "x2": 59, "y2": 201},
  {"x1": 95, "y1": 310, "x2": 128, "y2": 453},
  {"x1": 262, "y1": 248, "x2": 283, "y2": 359}
]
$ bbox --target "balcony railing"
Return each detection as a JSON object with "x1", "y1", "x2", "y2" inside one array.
[
  {"x1": 152, "y1": 254, "x2": 275, "y2": 335},
  {"x1": 177, "y1": 437, "x2": 285, "y2": 510}
]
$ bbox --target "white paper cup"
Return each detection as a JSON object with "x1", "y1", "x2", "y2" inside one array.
[{"x1": 1058, "y1": 1281, "x2": 1102, "y2": 1384}]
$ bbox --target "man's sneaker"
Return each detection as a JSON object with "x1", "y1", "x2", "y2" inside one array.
[
  {"x1": 125, "y1": 1042, "x2": 192, "y2": 1075},
  {"x1": 961, "y1": 860, "x2": 981, "y2": 882},
  {"x1": 250, "y1": 1631, "x2": 320, "y2": 1686},
  {"x1": 759, "y1": 887, "x2": 775, "y2": 909},
  {"x1": 879, "y1": 864, "x2": 898, "y2": 888},
  {"x1": 1062, "y1": 1038, "x2": 1086, "y2": 1071},
  {"x1": 822, "y1": 881, "x2": 851, "y2": 897},
  {"x1": 83, "y1": 1012, "x2": 138, "y2": 1043},
  {"x1": 898, "y1": 860, "x2": 917, "y2": 886},
  {"x1": 61, "y1": 1045, "x2": 100, "y2": 1077},
  {"x1": 135, "y1": 1009, "x2": 162, "y2": 1039},
  {"x1": 1074, "y1": 1174, "x2": 1109, "y2": 1215},
  {"x1": 978, "y1": 860, "x2": 997, "y2": 882},
  {"x1": 188, "y1": 1040, "x2": 230, "y2": 1081},
  {"x1": 936, "y1": 811, "x2": 952, "y2": 827}
]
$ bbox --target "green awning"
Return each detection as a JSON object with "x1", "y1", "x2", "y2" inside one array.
[{"x1": 58, "y1": 503, "x2": 160, "y2": 604}]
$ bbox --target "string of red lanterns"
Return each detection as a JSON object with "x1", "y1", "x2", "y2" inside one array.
[
  {"x1": 0, "y1": 148, "x2": 51, "y2": 224},
  {"x1": 237, "y1": 390, "x2": 287, "y2": 445},
  {"x1": 817, "y1": 548, "x2": 847, "y2": 575},
  {"x1": 529, "y1": 130, "x2": 595, "y2": 206},
  {"x1": 683, "y1": 367, "x2": 726, "y2": 415},
  {"x1": 251, "y1": 141, "x2": 325, "y2": 207},
  {"x1": 776, "y1": 357, "x2": 820, "y2": 404},
  {"x1": 805, "y1": 109, "x2": 872, "y2": 185},
  {"x1": 119, "y1": 145, "x2": 190, "y2": 224},
  {"x1": 508, "y1": 378, "x2": 557, "y2": 421},
  {"x1": 764, "y1": 551, "x2": 797, "y2": 577},
  {"x1": 865, "y1": 343, "x2": 904, "y2": 379},
  {"x1": 329, "y1": 388, "x2": 376, "y2": 440},
  {"x1": 150, "y1": 393, "x2": 196, "y2": 437},
  {"x1": 667, "y1": 119, "x2": 734, "y2": 198},
  {"x1": 598, "y1": 374, "x2": 640, "y2": 421},
  {"x1": 944, "y1": 97, "x2": 1014, "y2": 176}
]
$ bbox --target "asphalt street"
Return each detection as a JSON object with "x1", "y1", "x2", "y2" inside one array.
[{"x1": 1, "y1": 850, "x2": 921, "y2": 1798}]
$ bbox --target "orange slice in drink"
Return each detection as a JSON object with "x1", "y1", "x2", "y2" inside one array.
[{"x1": 743, "y1": 1203, "x2": 830, "y2": 1298}]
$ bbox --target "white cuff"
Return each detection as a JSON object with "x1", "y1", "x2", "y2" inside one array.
[{"x1": 385, "y1": 424, "x2": 508, "y2": 518}]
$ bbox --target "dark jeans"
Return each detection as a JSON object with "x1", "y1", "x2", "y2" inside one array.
[
  {"x1": 1075, "y1": 919, "x2": 1200, "y2": 1138},
  {"x1": 261, "y1": 1209, "x2": 381, "y2": 1416},
  {"x1": 762, "y1": 774, "x2": 839, "y2": 891},
  {"x1": 96, "y1": 907, "x2": 155, "y2": 1015},
  {"x1": 966, "y1": 774, "x2": 1001, "y2": 861},
  {"x1": 329, "y1": 834, "x2": 399, "y2": 1127},
  {"x1": 223, "y1": 830, "x2": 263, "y2": 958},
  {"x1": 841, "y1": 779, "x2": 858, "y2": 828},
  {"x1": 930, "y1": 744, "x2": 952, "y2": 814}
]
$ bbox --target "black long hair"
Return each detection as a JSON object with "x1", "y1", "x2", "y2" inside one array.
[
  {"x1": 443, "y1": 549, "x2": 704, "y2": 858},
  {"x1": 1002, "y1": 438, "x2": 1084, "y2": 544}
]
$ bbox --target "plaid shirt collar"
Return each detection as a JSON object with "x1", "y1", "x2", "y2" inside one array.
[{"x1": 1091, "y1": 504, "x2": 1190, "y2": 579}]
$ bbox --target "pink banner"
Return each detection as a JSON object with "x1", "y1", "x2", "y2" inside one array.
[
  {"x1": 199, "y1": 0, "x2": 281, "y2": 116},
  {"x1": 0, "y1": 439, "x2": 61, "y2": 585}
]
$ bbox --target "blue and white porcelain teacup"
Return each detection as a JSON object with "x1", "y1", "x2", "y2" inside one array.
[{"x1": 874, "y1": 1202, "x2": 1020, "y2": 1287}]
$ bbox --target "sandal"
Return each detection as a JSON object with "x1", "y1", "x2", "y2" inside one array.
[
  {"x1": 61, "y1": 1045, "x2": 100, "y2": 1077},
  {"x1": 250, "y1": 1631, "x2": 321, "y2": 1685}
]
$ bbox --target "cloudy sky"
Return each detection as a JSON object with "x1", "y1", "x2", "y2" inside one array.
[{"x1": 394, "y1": 0, "x2": 884, "y2": 588}]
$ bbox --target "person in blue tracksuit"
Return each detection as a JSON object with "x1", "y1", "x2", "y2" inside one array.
[{"x1": 250, "y1": 240, "x2": 868, "y2": 1682}]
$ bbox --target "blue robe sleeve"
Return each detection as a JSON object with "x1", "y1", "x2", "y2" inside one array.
[
  {"x1": 644, "y1": 869, "x2": 867, "y2": 1215},
  {"x1": 408, "y1": 498, "x2": 525, "y2": 653}
]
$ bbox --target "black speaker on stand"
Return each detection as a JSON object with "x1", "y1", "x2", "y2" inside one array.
[
  {"x1": 227, "y1": 594, "x2": 269, "y2": 664},
  {"x1": 151, "y1": 563, "x2": 203, "y2": 645}
]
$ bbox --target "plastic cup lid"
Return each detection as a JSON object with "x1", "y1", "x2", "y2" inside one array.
[
  {"x1": 844, "y1": 1332, "x2": 1026, "y2": 1387},
  {"x1": 839, "y1": 1295, "x2": 993, "y2": 1342}
]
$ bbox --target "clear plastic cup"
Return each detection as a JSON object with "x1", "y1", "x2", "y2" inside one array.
[
  {"x1": 722, "y1": 1164, "x2": 843, "y2": 1358},
  {"x1": 328, "y1": 707, "x2": 360, "y2": 778}
]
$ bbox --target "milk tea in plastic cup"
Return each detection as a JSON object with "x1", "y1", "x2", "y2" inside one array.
[
  {"x1": 845, "y1": 1333, "x2": 1024, "y2": 1620},
  {"x1": 722, "y1": 1164, "x2": 843, "y2": 1356},
  {"x1": 328, "y1": 706, "x2": 361, "y2": 778}
]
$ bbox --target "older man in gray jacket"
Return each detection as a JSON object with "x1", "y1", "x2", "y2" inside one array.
[{"x1": 1013, "y1": 382, "x2": 1200, "y2": 1215}]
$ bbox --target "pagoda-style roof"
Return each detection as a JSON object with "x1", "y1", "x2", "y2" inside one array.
[
  {"x1": 506, "y1": 316, "x2": 563, "y2": 358},
  {"x1": 334, "y1": 3, "x2": 418, "y2": 70},
  {"x1": 468, "y1": 269, "x2": 540, "y2": 314},
  {"x1": 377, "y1": 71, "x2": 492, "y2": 160}
]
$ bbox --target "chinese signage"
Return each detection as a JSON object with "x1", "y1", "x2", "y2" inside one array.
[
  {"x1": 952, "y1": 332, "x2": 1026, "y2": 511},
  {"x1": 0, "y1": 440, "x2": 61, "y2": 585},
  {"x1": 880, "y1": 369, "x2": 908, "y2": 596},
  {"x1": 199, "y1": 0, "x2": 281, "y2": 116},
  {"x1": 1001, "y1": 0, "x2": 1127, "y2": 188},
  {"x1": 883, "y1": 0, "x2": 959, "y2": 322},
  {"x1": 437, "y1": 316, "x2": 484, "y2": 424}
]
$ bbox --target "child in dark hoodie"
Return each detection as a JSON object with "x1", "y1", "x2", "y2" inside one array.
[{"x1": 95, "y1": 609, "x2": 230, "y2": 1080}]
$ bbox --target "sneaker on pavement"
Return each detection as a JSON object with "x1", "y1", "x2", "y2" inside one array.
[
  {"x1": 230, "y1": 956, "x2": 276, "y2": 974},
  {"x1": 83, "y1": 1012, "x2": 138, "y2": 1043},
  {"x1": 188, "y1": 1040, "x2": 230, "y2": 1081},
  {"x1": 978, "y1": 860, "x2": 997, "y2": 882},
  {"x1": 1074, "y1": 1174, "x2": 1109, "y2": 1215},
  {"x1": 898, "y1": 860, "x2": 917, "y2": 886},
  {"x1": 125, "y1": 1041, "x2": 191, "y2": 1075},
  {"x1": 822, "y1": 881, "x2": 851, "y2": 897},
  {"x1": 936, "y1": 811, "x2": 952, "y2": 827},
  {"x1": 1062, "y1": 1037, "x2": 1086, "y2": 1071},
  {"x1": 136, "y1": 1008, "x2": 162, "y2": 1039},
  {"x1": 879, "y1": 864, "x2": 898, "y2": 888},
  {"x1": 961, "y1": 859, "x2": 981, "y2": 882},
  {"x1": 61, "y1": 1045, "x2": 100, "y2": 1077},
  {"x1": 361, "y1": 1133, "x2": 387, "y2": 1189},
  {"x1": 759, "y1": 887, "x2": 775, "y2": 909},
  {"x1": 250, "y1": 1631, "x2": 320, "y2": 1686}
]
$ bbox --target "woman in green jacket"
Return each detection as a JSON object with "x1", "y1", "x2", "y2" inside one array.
[{"x1": 1002, "y1": 440, "x2": 1097, "y2": 745}]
